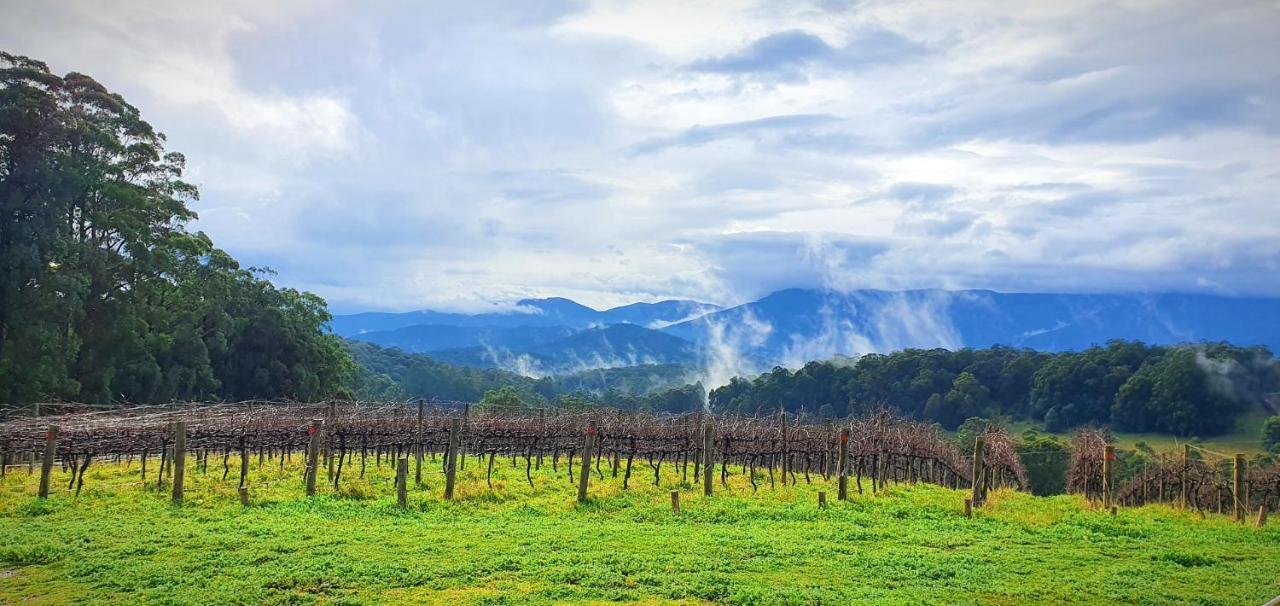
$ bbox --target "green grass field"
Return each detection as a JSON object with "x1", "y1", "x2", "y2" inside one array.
[
  {"x1": 2, "y1": 453, "x2": 1278, "y2": 605},
  {"x1": 1004, "y1": 407, "x2": 1275, "y2": 456}
]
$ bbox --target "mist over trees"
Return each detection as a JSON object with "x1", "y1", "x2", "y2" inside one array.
[
  {"x1": 348, "y1": 340, "x2": 705, "y2": 413},
  {"x1": 710, "y1": 341, "x2": 1279, "y2": 437},
  {"x1": 0, "y1": 53, "x2": 351, "y2": 404},
  {"x1": 4, "y1": 51, "x2": 1276, "y2": 449}
]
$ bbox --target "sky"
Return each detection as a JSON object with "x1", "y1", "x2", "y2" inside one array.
[{"x1": 3, "y1": 0, "x2": 1279, "y2": 313}]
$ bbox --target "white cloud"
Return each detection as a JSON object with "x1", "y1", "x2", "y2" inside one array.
[{"x1": 4, "y1": 0, "x2": 1278, "y2": 312}]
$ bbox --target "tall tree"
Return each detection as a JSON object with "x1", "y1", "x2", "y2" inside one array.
[{"x1": 0, "y1": 53, "x2": 351, "y2": 404}]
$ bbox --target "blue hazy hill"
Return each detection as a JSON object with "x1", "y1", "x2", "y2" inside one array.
[
  {"x1": 335, "y1": 289, "x2": 1280, "y2": 374},
  {"x1": 662, "y1": 289, "x2": 1280, "y2": 360},
  {"x1": 429, "y1": 324, "x2": 701, "y2": 372},
  {"x1": 331, "y1": 298, "x2": 719, "y2": 336}
]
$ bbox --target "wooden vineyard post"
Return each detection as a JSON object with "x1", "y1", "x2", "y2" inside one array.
[
  {"x1": 37, "y1": 425, "x2": 59, "y2": 499},
  {"x1": 537, "y1": 409, "x2": 546, "y2": 470},
  {"x1": 1180, "y1": 444, "x2": 1190, "y2": 509},
  {"x1": 459, "y1": 403, "x2": 470, "y2": 469},
  {"x1": 239, "y1": 485, "x2": 250, "y2": 506},
  {"x1": 326, "y1": 402, "x2": 336, "y2": 482},
  {"x1": 305, "y1": 419, "x2": 321, "y2": 497},
  {"x1": 577, "y1": 421, "x2": 596, "y2": 504},
  {"x1": 172, "y1": 422, "x2": 186, "y2": 505},
  {"x1": 1233, "y1": 453, "x2": 1245, "y2": 522},
  {"x1": 445, "y1": 418, "x2": 461, "y2": 500},
  {"x1": 1103, "y1": 445, "x2": 1114, "y2": 510},
  {"x1": 671, "y1": 491, "x2": 680, "y2": 514},
  {"x1": 396, "y1": 457, "x2": 408, "y2": 509},
  {"x1": 970, "y1": 437, "x2": 985, "y2": 507},
  {"x1": 415, "y1": 398, "x2": 425, "y2": 485},
  {"x1": 818, "y1": 491, "x2": 827, "y2": 509},
  {"x1": 238, "y1": 434, "x2": 250, "y2": 492},
  {"x1": 1257, "y1": 506, "x2": 1268, "y2": 528},
  {"x1": 703, "y1": 421, "x2": 714, "y2": 497},
  {"x1": 837, "y1": 427, "x2": 849, "y2": 501},
  {"x1": 780, "y1": 410, "x2": 789, "y2": 486},
  {"x1": 963, "y1": 497, "x2": 972, "y2": 518},
  {"x1": 1157, "y1": 455, "x2": 1165, "y2": 502}
]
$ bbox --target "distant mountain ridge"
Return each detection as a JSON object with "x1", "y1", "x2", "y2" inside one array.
[
  {"x1": 663, "y1": 289, "x2": 1280, "y2": 362},
  {"x1": 330, "y1": 298, "x2": 719, "y2": 336},
  {"x1": 431, "y1": 324, "x2": 701, "y2": 373},
  {"x1": 333, "y1": 289, "x2": 1280, "y2": 375}
]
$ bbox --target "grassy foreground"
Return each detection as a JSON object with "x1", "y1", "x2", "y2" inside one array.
[{"x1": 1, "y1": 453, "x2": 1278, "y2": 605}]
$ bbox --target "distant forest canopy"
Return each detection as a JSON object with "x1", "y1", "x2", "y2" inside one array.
[
  {"x1": 347, "y1": 340, "x2": 704, "y2": 413},
  {"x1": 711, "y1": 341, "x2": 1280, "y2": 437},
  {"x1": 0, "y1": 53, "x2": 352, "y2": 404}
]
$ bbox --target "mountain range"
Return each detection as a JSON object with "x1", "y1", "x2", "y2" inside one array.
[{"x1": 332, "y1": 289, "x2": 1280, "y2": 376}]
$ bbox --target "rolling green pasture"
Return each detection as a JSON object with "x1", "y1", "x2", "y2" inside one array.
[
  {"x1": 1, "y1": 452, "x2": 1278, "y2": 605},
  {"x1": 1005, "y1": 407, "x2": 1275, "y2": 456}
]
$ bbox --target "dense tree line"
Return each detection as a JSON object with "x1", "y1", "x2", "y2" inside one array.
[
  {"x1": 348, "y1": 340, "x2": 705, "y2": 413},
  {"x1": 710, "y1": 342, "x2": 1278, "y2": 437},
  {"x1": 0, "y1": 53, "x2": 351, "y2": 404},
  {"x1": 346, "y1": 340, "x2": 540, "y2": 403},
  {"x1": 1264, "y1": 416, "x2": 1280, "y2": 453}
]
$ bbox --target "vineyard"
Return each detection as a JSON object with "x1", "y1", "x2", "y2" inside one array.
[
  {"x1": 0, "y1": 401, "x2": 1027, "y2": 504},
  {"x1": 2, "y1": 401, "x2": 1280, "y2": 604},
  {"x1": 0, "y1": 400, "x2": 1276, "y2": 519}
]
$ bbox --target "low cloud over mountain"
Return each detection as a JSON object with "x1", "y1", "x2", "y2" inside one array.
[{"x1": 335, "y1": 289, "x2": 1280, "y2": 382}]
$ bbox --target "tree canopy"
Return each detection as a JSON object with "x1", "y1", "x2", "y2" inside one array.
[
  {"x1": 709, "y1": 341, "x2": 1277, "y2": 436},
  {"x1": 1, "y1": 52, "x2": 351, "y2": 404}
]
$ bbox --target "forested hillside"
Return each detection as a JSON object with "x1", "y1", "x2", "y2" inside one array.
[
  {"x1": 347, "y1": 340, "x2": 704, "y2": 412},
  {"x1": 350, "y1": 335, "x2": 1278, "y2": 441},
  {"x1": 711, "y1": 341, "x2": 1279, "y2": 436},
  {"x1": 0, "y1": 53, "x2": 351, "y2": 404}
]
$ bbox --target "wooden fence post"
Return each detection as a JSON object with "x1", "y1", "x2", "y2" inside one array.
[
  {"x1": 1180, "y1": 444, "x2": 1190, "y2": 509},
  {"x1": 305, "y1": 419, "x2": 321, "y2": 497},
  {"x1": 963, "y1": 497, "x2": 972, "y2": 518},
  {"x1": 780, "y1": 410, "x2": 789, "y2": 486},
  {"x1": 1103, "y1": 445, "x2": 1114, "y2": 509},
  {"x1": 172, "y1": 422, "x2": 186, "y2": 505},
  {"x1": 396, "y1": 457, "x2": 408, "y2": 509},
  {"x1": 459, "y1": 403, "x2": 470, "y2": 468},
  {"x1": 837, "y1": 427, "x2": 849, "y2": 501},
  {"x1": 1233, "y1": 453, "x2": 1245, "y2": 522},
  {"x1": 445, "y1": 418, "x2": 461, "y2": 500},
  {"x1": 818, "y1": 491, "x2": 827, "y2": 508},
  {"x1": 577, "y1": 421, "x2": 596, "y2": 504},
  {"x1": 326, "y1": 402, "x2": 336, "y2": 482},
  {"x1": 1258, "y1": 506, "x2": 1268, "y2": 528},
  {"x1": 703, "y1": 421, "x2": 714, "y2": 497},
  {"x1": 671, "y1": 490, "x2": 680, "y2": 514},
  {"x1": 415, "y1": 398, "x2": 425, "y2": 485},
  {"x1": 238, "y1": 434, "x2": 249, "y2": 489},
  {"x1": 970, "y1": 437, "x2": 985, "y2": 507},
  {"x1": 37, "y1": 425, "x2": 59, "y2": 499}
]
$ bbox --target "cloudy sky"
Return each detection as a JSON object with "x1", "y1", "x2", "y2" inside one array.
[{"x1": 4, "y1": 0, "x2": 1278, "y2": 312}]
